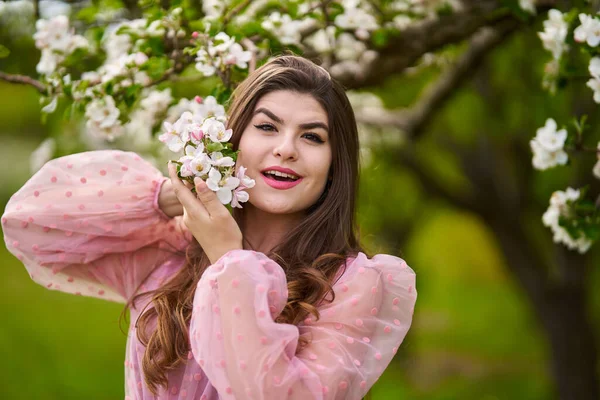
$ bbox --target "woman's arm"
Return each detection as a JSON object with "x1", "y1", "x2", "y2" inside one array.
[
  {"x1": 2, "y1": 150, "x2": 191, "y2": 302},
  {"x1": 190, "y1": 250, "x2": 417, "y2": 399}
]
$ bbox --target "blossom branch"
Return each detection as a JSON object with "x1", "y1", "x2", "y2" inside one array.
[
  {"x1": 335, "y1": 0, "x2": 558, "y2": 89},
  {"x1": 0, "y1": 71, "x2": 46, "y2": 94}
]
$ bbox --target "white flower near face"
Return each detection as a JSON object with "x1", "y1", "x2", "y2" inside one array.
[
  {"x1": 190, "y1": 152, "x2": 212, "y2": 177},
  {"x1": 223, "y1": 42, "x2": 252, "y2": 69},
  {"x1": 519, "y1": 0, "x2": 536, "y2": 14},
  {"x1": 529, "y1": 118, "x2": 568, "y2": 170},
  {"x1": 159, "y1": 119, "x2": 188, "y2": 152},
  {"x1": 202, "y1": 118, "x2": 233, "y2": 142},
  {"x1": 574, "y1": 13, "x2": 600, "y2": 47},
  {"x1": 206, "y1": 168, "x2": 241, "y2": 204},
  {"x1": 230, "y1": 166, "x2": 255, "y2": 208},
  {"x1": 235, "y1": 165, "x2": 256, "y2": 189},
  {"x1": 209, "y1": 151, "x2": 235, "y2": 167},
  {"x1": 199, "y1": 96, "x2": 226, "y2": 121},
  {"x1": 538, "y1": 9, "x2": 568, "y2": 60}
]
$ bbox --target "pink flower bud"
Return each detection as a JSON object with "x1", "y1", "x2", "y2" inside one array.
[
  {"x1": 192, "y1": 31, "x2": 199, "y2": 38},
  {"x1": 194, "y1": 96, "x2": 203, "y2": 104},
  {"x1": 191, "y1": 129, "x2": 204, "y2": 141}
]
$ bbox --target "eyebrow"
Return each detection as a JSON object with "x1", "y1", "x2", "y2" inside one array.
[{"x1": 254, "y1": 107, "x2": 329, "y2": 132}]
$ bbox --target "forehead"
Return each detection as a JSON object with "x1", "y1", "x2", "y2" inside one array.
[{"x1": 253, "y1": 90, "x2": 328, "y2": 123}]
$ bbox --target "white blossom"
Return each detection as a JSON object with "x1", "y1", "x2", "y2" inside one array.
[
  {"x1": 261, "y1": 12, "x2": 303, "y2": 45},
  {"x1": 202, "y1": 118, "x2": 233, "y2": 142},
  {"x1": 574, "y1": 13, "x2": 600, "y2": 47},
  {"x1": 542, "y1": 188, "x2": 592, "y2": 253},
  {"x1": 209, "y1": 152, "x2": 235, "y2": 167},
  {"x1": 529, "y1": 118, "x2": 568, "y2": 170},
  {"x1": 306, "y1": 27, "x2": 336, "y2": 54},
  {"x1": 195, "y1": 33, "x2": 251, "y2": 77},
  {"x1": 206, "y1": 168, "x2": 240, "y2": 204},
  {"x1": 33, "y1": 15, "x2": 88, "y2": 75},
  {"x1": 538, "y1": 9, "x2": 569, "y2": 60},
  {"x1": 594, "y1": 142, "x2": 600, "y2": 179},
  {"x1": 335, "y1": 5, "x2": 378, "y2": 32},
  {"x1": 586, "y1": 57, "x2": 600, "y2": 103},
  {"x1": 519, "y1": 0, "x2": 536, "y2": 15}
]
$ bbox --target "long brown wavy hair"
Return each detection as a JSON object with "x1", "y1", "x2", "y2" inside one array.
[{"x1": 128, "y1": 55, "x2": 366, "y2": 394}]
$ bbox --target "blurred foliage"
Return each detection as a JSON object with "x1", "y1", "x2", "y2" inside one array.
[{"x1": 2, "y1": 10, "x2": 600, "y2": 400}]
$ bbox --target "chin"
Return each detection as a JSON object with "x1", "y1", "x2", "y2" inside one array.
[{"x1": 248, "y1": 193, "x2": 316, "y2": 215}]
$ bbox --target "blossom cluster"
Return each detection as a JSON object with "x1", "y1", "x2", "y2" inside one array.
[
  {"x1": 529, "y1": 118, "x2": 568, "y2": 171},
  {"x1": 542, "y1": 188, "x2": 593, "y2": 253},
  {"x1": 34, "y1": 15, "x2": 89, "y2": 75},
  {"x1": 194, "y1": 32, "x2": 252, "y2": 77},
  {"x1": 532, "y1": 9, "x2": 600, "y2": 252},
  {"x1": 159, "y1": 98, "x2": 255, "y2": 207}
]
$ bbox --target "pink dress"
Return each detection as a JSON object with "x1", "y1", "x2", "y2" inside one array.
[{"x1": 2, "y1": 150, "x2": 418, "y2": 399}]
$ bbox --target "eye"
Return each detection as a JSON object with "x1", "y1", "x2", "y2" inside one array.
[
  {"x1": 303, "y1": 133, "x2": 324, "y2": 143},
  {"x1": 254, "y1": 123, "x2": 276, "y2": 131}
]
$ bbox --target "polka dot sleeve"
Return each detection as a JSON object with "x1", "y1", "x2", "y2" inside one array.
[
  {"x1": 190, "y1": 250, "x2": 417, "y2": 399},
  {"x1": 1, "y1": 150, "x2": 191, "y2": 303}
]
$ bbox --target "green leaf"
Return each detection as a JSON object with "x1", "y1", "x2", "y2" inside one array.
[
  {"x1": 207, "y1": 142, "x2": 225, "y2": 152},
  {"x1": 0, "y1": 45, "x2": 10, "y2": 58}
]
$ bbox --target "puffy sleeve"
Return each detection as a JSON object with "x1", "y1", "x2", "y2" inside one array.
[
  {"x1": 1, "y1": 150, "x2": 191, "y2": 303},
  {"x1": 190, "y1": 250, "x2": 417, "y2": 399}
]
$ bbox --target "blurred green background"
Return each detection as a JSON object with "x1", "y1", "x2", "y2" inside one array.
[{"x1": 2, "y1": 7, "x2": 600, "y2": 400}]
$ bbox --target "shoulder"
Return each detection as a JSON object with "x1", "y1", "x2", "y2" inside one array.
[{"x1": 337, "y1": 251, "x2": 416, "y2": 284}]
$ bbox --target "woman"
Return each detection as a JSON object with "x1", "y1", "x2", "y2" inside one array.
[{"x1": 2, "y1": 55, "x2": 417, "y2": 399}]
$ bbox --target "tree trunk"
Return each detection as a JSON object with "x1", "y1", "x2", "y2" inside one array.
[{"x1": 488, "y1": 218, "x2": 599, "y2": 400}]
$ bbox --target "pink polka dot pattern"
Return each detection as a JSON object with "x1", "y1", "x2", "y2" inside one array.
[
  {"x1": 3, "y1": 161, "x2": 417, "y2": 399},
  {"x1": 185, "y1": 249, "x2": 416, "y2": 399}
]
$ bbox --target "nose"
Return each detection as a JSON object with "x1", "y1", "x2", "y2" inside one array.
[{"x1": 272, "y1": 132, "x2": 298, "y2": 161}]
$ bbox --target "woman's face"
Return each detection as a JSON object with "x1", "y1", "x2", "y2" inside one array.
[{"x1": 237, "y1": 90, "x2": 332, "y2": 215}]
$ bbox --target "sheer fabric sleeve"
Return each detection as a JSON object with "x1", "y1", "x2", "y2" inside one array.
[
  {"x1": 1, "y1": 150, "x2": 191, "y2": 303},
  {"x1": 190, "y1": 250, "x2": 417, "y2": 399}
]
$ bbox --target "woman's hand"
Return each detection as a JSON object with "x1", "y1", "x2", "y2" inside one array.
[
  {"x1": 168, "y1": 162, "x2": 243, "y2": 264},
  {"x1": 157, "y1": 179, "x2": 184, "y2": 218}
]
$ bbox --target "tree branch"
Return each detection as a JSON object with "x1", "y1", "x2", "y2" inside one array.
[
  {"x1": 0, "y1": 71, "x2": 46, "y2": 94},
  {"x1": 332, "y1": 0, "x2": 558, "y2": 89},
  {"x1": 355, "y1": 17, "x2": 520, "y2": 140}
]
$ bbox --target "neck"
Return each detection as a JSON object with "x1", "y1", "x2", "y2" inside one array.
[{"x1": 240, "y1": 204, "x2": 304, "y2": 254}]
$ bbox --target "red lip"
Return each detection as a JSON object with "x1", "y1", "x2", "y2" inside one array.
[
  {"x1": 260, "y1": 166, "x2": 302, "y2": 177},
  {"x1": 261, "y1": 174, "x2": 303, "y2": 190}
]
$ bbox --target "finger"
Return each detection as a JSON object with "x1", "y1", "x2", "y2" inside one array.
[
  {"x1": 168, "y1": 163, "x2": 208, "y2": 215},
  {"x1": 194, "y1": 177, "x2": 226, "y2": 217}
]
